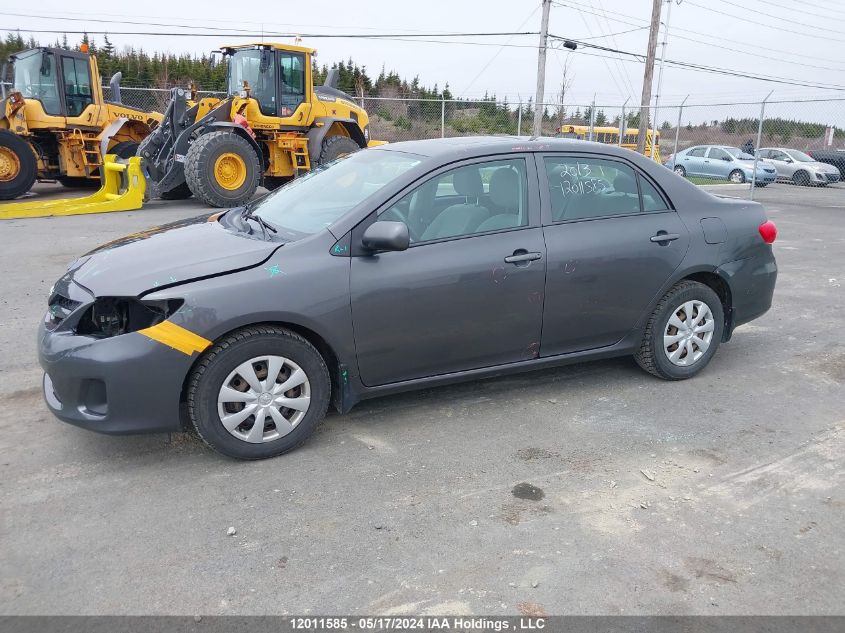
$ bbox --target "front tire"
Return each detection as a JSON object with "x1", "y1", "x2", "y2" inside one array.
[
  {"x1": 185, "y1": 131, "x2": 260, "y2": 208},
  {"x1": 318, "y1": 135, "x2": 361, "y2": 166},
  {"x1": 159, "y1": 182, "x2": 193, "y2": 200},
  {"x1": 729, "y1": 169, "x2": 745, "y2": 184},
  {"x1": 792, "y1": 170, "x2": 810, "y2": 187},
  {"x1": 110, "y1": 140, "x2": 140, "y2": 159},
  {"x1": 634, "y1": 281, "x2": 724, "y2": 380},
  {"x1": 0, "y1": 129, "x2": 37, "y2": 200},
  {"x1": 186, "y1": 326, "x2": 331, "y2": 460}
]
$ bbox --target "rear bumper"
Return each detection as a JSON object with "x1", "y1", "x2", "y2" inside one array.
[
  {"x1": 718, "y1": 251, "x2": 777, "y2": 333},
  {"x1": 38, "y1": 322, "x2": 192, "y2": 434}
]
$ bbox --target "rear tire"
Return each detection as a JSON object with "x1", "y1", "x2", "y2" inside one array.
[
  {"x1": 58, "y1": 176, "x2": 97, "y2": 189},
  {"x1": 159, "y1": 182, "x2": 193, "y2": 200},
  {"x1": 264, "y1": 176, "x2": 293, "y2": 191},
  {"x1": 110, "y1": 140, "x2": 140, "y2": 159},
  {"x1": 0, "y1": 129, "x2": 37, "y2": 200},
  {"x1": 184, "y1": 131, "x2": 260, "y2": 208},
  {"x1": 187, "y1": 325, "x2": 331, "y2": 460},
  {"x1": 634, "y1": 281, "x2": 724, "y2": 380},
  {"x1": 673, "y1": 165, "x2": 686, "y2": 177},
  {"x1": 317, "y1": 135, "x2": 361, "y2": 166}
]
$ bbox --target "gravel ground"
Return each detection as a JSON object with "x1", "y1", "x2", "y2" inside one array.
[{"x1": 0, "y1": 181, "x2": 842, "y2": 616}]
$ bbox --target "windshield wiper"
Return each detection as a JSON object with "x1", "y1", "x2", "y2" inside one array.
[{"x1": 241, "y1": 205, "x2": 278, "y2": 240}]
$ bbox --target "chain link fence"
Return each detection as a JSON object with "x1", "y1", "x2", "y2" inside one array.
[{"x1": 5, "y1": 81, "x2": 843, "y2": 199}]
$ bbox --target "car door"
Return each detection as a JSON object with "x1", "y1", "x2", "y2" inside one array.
[
  {"x1": 538, "y1": 153, "x2": 690, "y2": 355},
  {"x1": 681, "y1": 147, "x2": 707, "y2": 176},
  {"x1": 768, "y1": 150, "x2": 795, "y2": 179},
  {"x1": 705, "y1": 147, "x2": 732, "y2": 179},
  {"x1": 349, "y1": 155, "x2": 546, "y2": 386}
]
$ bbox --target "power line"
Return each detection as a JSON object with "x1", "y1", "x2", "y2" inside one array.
[
  {"x1": 460, "y1": 2, "x2": 541, "y2": 98},
  {"x1": 684, "y1": 1, "x2": 845, "y2": 43},
  {"x1": 591, "y1": 0, "x2": 638, "y2": 98},
  {"x1": 742, "y1": 0, "x2": 845, "y2": 21},
  {"x1": 552, "y1": 0, "x2": 845, "y2": 67},
  {"x1": 550, "y1": 36, "x2": 845, "y2": 92},
  {"x1": 713, "y1": 0, "x2": 845, "y2": 28}
]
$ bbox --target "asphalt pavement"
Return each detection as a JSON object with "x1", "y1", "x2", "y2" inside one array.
[{"x1": 0, "y1": 181, "x2": 842, "y2": 615}]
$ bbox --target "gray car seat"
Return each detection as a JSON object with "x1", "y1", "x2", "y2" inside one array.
[
  {"x1": 420, "y1": 168, "x2": 489, "y2": 241},
  {"x1": 476, "y1": 167, "x2": 522, "y2": 232}
]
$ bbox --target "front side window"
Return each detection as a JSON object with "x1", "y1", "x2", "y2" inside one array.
[
  {"x1": 13, "y1": 51, "x2": 61, "y2": 115},
  {"x1": 61, "y1": 56, "x2": 93, "y2": 117},
  {"x1": 252, "y1": 149, "x2": 421, "y2": 239},
  {"x1": 278, "y1": 52, "x2": 305, "y2": 117},
  {"x1": 785, "y1": 149, "x2": 814, "y2": 162},
  {"x1": 545, "y1": 156, "x2": 641, "y2": 222},
  {"x1": 227, "y1": 49, "x2": 276, "y2": 116},
  {"x1": 687, "y1": 147, "x2": 707, "y2": 158},
  {"x1": 379, "y1": 158, "x2": 528, "y2": 243}
]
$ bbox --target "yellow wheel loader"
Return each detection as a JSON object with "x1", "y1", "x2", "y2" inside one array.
[
  {"x1": 139, "y1": 43, "x2": 378, "y2": 208},
  {"x1": 0, "y1": 46, "x2": 162, "y2": 200}
]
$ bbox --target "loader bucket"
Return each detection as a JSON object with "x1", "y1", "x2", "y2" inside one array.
[{"x1": 0, "y1": 156, "x2": 146, "y2": 220}]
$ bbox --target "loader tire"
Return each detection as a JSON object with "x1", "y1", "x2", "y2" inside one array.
[
  {"x1": 0, "y1": 130, "x2": 37, "y2": 200},
  {"x1": 110, "y1": 141, "x2": 140, "y2": 159},
  {"x1": 185, "y1": 131, "x2": 260, "y2": 208},
  {"x1": 317, "y1": 135, "x2": 361, "y2": 166},
  {"x1": 58, "y1": 176, "x2": 97, "y2": 189},
  {"x1": 160, "y1": 182, "x2": 193, "y2": 200}
]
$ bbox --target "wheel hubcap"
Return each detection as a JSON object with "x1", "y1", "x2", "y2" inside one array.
[
  {"x1": 217, "y1": 355, "x2": 311, "y2": 443},
  {"x1": 663, "y1": 300, "x2": 715, "y2": 367},
  {"x1": 730, "y1": 171, "x2": 743, "y2": 183},
  {"x1": 213, "y1": 152, "x2": 247, "y2": 191},
  {"x1": 0, "y1": 147, "x2": 21, "y2": 182}
]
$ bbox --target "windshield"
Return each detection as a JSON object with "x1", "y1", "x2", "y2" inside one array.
[
  {"x1": 724, "y1": 147, "x2": 755, "y2": 160},
  {"x1": 13, "y1": 50, "x2": 61, "y2": 115},
  {"x1": 252, "y1": 149, "x2": 422, "y2": 238},
  {"x1": 786, "y1": 149, "x2": 814, "y2": 162},
  {"x1": 227, "y1": 49, "x2": 276, "y2": 116}
]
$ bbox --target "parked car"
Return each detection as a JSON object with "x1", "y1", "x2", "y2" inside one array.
[
  {"x1": 39, "y1": 137, "x2": 778, "y2": 459},
  {"x1": 756, "y1": 148, "x2": 841, "y2": 186},
  {"x1": 807, "y1": 149, "x2": 845, "y2": 179},
  {"x1": 665, "y1": 145, "x2": 777, "y2": 185}
]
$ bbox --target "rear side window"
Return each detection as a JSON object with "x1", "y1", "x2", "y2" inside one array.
[
  {"x1": 639, "y1": 177, "x2": 669, "y2": 212},
  {"x1": 544, "y1": 157, "x2": 640, "y2": 222}
]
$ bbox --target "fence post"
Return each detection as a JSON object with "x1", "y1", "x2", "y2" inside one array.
[
  {"x1": 619, "y1": 98, "x2": 629, "y2": 146},
  {"x1": 441, "y1": 95, "x2": 446, "y2": 139},
  {"x1": 588, "y1": 97, "x2": 596, "y2": 141},
  {"x1": 750, "y1": 91, "x2": 773, "y2": 200},
  {"x1": 517, "y1": 101, "x2": 523, "y2": 137},
  {"x1": 672, "y1": 95, "x2": 688, "y2": 170}
]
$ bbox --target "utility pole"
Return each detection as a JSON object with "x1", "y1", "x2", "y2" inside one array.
[
  {"x1": 533, "y1": 0, "x2": 552, "y2": 137},
  {"x1": 637, "y1": 0, "x2": 662, "y2": 154},
  {"x1": 651, "y1": 0, "x2": 677, "y2": 159}
]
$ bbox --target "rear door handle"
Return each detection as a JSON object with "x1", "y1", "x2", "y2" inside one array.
[
  {"x1": 504, "y1": 251, "x2": 542, "y2": 264},
  {"x1": 651, "y1": 232, "x2": 680, "y2": 243}
]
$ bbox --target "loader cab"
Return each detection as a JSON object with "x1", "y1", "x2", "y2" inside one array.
[
  {"x1": 10, "y1": 48, "x2": 97, "y2": 119},
  {"x1": 223, "y1": 44, "x2": 312, "y2": 121}
]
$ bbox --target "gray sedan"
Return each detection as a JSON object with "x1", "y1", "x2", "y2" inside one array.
[
  {"x1": 39, "y1": 137, "x2": 778, "y2": 459},
  {"x1": 757, "y1": 147, "x2": 841, "y2": 186}
]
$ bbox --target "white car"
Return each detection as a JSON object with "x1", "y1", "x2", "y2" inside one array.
[{"x1": 756, "y1": 148, "x2": 841, "y2": 186}]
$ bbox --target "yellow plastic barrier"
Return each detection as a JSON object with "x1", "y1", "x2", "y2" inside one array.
[{"x1": 0, "y1": 155, "x2": 146, "y2": 220}]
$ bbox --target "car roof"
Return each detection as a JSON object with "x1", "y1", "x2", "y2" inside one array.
[{"x1": 371, "y1": 135, "x2": 642, "y2": 161}]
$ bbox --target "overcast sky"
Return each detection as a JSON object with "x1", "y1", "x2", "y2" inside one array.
[{"x1": 3, "y1": 0, "x2": 845, "y2": 118}]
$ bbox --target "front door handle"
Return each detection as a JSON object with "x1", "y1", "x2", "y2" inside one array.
[
  {"x1": 504, "y1": 251, "x2": 542, "y2": 264},
  {"x1": 651, "y1": 232, "x2": 680, "y2": 243}
]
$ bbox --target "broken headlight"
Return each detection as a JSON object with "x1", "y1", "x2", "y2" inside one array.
[{"x1": 75, "y1": 298, "x2": 183, "y2": 339}]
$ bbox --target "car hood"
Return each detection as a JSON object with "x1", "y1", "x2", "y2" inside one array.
[
  {"x1": 60, "y1": 213, "x2": 281, "y2": 297},
  {"x1": 807, "y1": 161, "x2": 838, "y2": 172}
]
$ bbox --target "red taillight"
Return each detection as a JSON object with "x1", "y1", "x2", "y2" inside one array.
[{"x1": 759, "y1": 220, "x2": 777, "y2": 244}]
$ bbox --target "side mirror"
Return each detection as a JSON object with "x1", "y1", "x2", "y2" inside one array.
[{"x1": 362, "y1": 221, "x2": 410, "y2": 253}]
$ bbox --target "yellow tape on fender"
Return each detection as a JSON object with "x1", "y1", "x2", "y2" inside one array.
[{"x1": 138, "y1": 321, "x2": 212, "y2": 356}]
